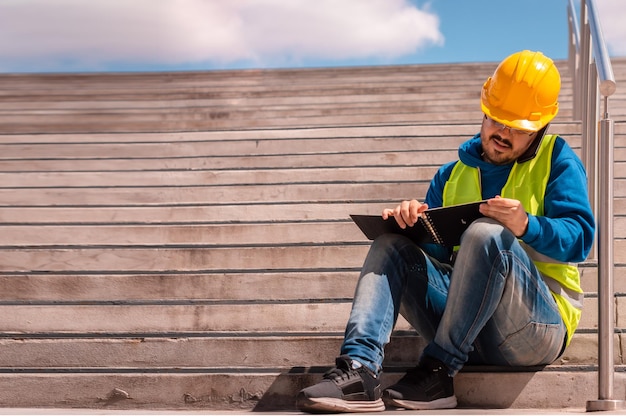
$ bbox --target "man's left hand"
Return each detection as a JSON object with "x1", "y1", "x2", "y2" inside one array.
[{"x1": 479, "y1": 196, "x2": 529, "y2": 237}]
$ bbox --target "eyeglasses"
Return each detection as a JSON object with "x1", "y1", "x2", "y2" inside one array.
[{"x1": 483, "y1": 115, "x2": 534, "y2": 137}]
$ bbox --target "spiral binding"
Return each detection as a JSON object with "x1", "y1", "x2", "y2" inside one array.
[{"x1": 420, "y1": 212, "x2": 444, "y2": 245}]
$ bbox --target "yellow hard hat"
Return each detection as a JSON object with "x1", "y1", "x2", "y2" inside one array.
[{"x1": 481, "y1": 50, "x2": 560, "y2": 132}]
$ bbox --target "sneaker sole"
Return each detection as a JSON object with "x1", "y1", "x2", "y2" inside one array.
[
  {"x1": 297, "y1": 396, "x2": 385, "y2": 413},
  {"x1": 383, "y1": 395, "x2": 458, "y2": 410}
]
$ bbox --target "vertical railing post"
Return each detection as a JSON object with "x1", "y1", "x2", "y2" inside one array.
[
  {"x1": 598, "y1": 116, "x2": 614, "y2": 400},
  {"x1": 586, "y1": 104, "x2": 622, "y2": 412}
]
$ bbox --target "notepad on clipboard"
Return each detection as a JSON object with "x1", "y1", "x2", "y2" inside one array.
[{"x1": 350, "y1": 200, "x2": 486, "y2": 247}]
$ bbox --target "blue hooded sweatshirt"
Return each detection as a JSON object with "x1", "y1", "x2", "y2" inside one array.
[{"x1": 423, "y1": 133, "x2": 595, "y2": 264}]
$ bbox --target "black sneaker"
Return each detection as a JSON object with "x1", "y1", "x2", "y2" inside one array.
[
  {"x1": 296, "y1": 355, "x2": 385, "y2": 413},
  {"x1": 383, "y1": 355, "x2": 457, "y2": 410}
]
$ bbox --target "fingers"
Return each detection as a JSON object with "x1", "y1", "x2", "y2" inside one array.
[
  {"x1": 382, "y1": 200, "x2": 428, "y2": 229},
  {"x1": 483, "y1": 196, "x2": 521, "y2": 214},
  {"x1": 481, "y1": 197, "x2": 528, "y2": 237},
  {"x1": 400, "y1": 200, "x2": 418, "y2": 226},
  {"x1": 381, "y1": 208, "x2": 394, "y2": 220}
]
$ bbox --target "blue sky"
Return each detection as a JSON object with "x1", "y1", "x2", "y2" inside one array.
[{"x1": 0, "y1": 0, "x2": 623, "y2": 74}]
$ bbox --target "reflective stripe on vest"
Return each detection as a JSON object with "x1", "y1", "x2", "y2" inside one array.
[{"x1": 442, "y1": 135, "x2": 582, "y2": 344}]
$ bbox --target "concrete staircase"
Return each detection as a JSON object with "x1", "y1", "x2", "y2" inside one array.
[{"x1": 0, "y1": 59, "x2": 625, "y2": 411}]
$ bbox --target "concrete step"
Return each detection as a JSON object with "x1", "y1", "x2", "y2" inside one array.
[
  {"x1": 3, "y1": 219, "x2": 626, "y2": 247},
  {"x1": 0, "y1": 366, "x2": 621, "y2": 411},
  {"x1": 0, "y1": 332, "x2": 613, "y2": 368},
  {"x1": 0, "y1": 298, "x2": 607, "y2": 333},
  {"x1": 3, "y1": 243, "x2": 626, "y2": 271},
  {"x1": 0, "y1": 182, "x2": 431, "y2": 206},
  {"x1": 1, "y1": 198, "x2": 626, "y2": 225},
  {"x1": 0, "y1": 265, "x2": 615, "y2": 299}
]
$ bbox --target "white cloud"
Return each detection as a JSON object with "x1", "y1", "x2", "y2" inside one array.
[
  {"x1": 595, "y1": 0, "x2": 626, "y2": 56},
  {"x1": 0, "y1": 0, "x2": 443, "y2": 72}
]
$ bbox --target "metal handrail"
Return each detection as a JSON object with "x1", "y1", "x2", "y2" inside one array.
[
  {"x1": 587, "y1": 1, "x2": 616, "y2": 97},
  {"x1": 567, "y1": 0, "x2": 581, "y2": 119},
  {"x1": 567, "y1": 0, "x2": 621, "y2": 412},
  {"x1": 568, "y1": 0, "x2": 581, "y2": 54}
]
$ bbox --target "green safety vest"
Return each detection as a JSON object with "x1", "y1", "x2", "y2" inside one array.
[{"x1": 442, "y1": 134, "x2": 582, "y2": 345}]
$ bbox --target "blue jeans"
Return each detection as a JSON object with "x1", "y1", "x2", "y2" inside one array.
[{"x1": 341, "y1": 218, "x2": 567, "y2": 376}]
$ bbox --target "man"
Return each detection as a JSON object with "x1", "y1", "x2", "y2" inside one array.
[{"x1": 296, "y1": 50, "x2": 595, "y2": 413}]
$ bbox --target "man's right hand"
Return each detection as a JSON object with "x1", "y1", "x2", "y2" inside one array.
[{"x1": 382, "y1": 199, "x2": 429, "y2": 229}]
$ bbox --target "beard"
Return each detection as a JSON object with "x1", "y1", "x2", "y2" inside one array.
[{"x1": 481, "y1": 134, "x2": 518, "y2": 165}]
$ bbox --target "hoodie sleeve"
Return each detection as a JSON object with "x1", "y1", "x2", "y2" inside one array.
[
  {"x1": 521, "y1": 138, "x2": 595, "y2": 263},
  {"x1": 424, "y1": 161, "x2": 457, "y2": 209}
]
